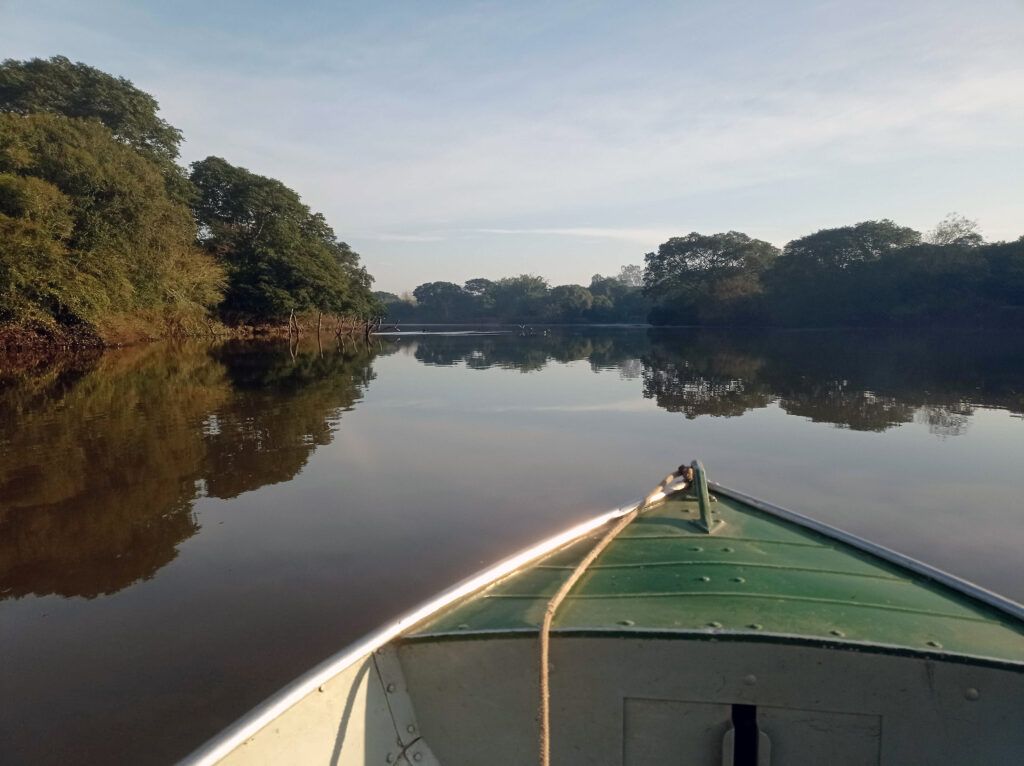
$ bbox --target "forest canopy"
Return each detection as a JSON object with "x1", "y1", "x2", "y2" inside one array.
[
  {"x1": 191, "y1": 156, "x2": 376, "y2": 323},
  {"x1": 0, "y1": 56, "x2": 378, "y2": 347},
  {"x1": 385, "y1": 218, "x2": 1023, "y2": 327}
]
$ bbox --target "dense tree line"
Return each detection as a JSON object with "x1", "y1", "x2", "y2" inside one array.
[
  {"x1": 386, "y1": 215, "x2": 1022, "y2": 327},
  {"x1": 376, "y1": 265, "x2": 650, "y2": 324},
  {"x1": 644, "y1": 216, "x2": 1024, "y2": 327},
  {"x1": 0, "y1": 56, "x2": 379, "y2": 347}
]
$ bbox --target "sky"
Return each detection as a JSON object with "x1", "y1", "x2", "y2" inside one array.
[{"x1": 2, "y1": 0, "x2": 1023, "y2": 293}]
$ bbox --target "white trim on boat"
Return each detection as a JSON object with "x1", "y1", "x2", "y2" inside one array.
[
  {"x1": 710, "y1": 482, "x2": 1024, "y2": 622},
  {"x1": 177, "y1": 500, "x2": 640, "y2": 766}
]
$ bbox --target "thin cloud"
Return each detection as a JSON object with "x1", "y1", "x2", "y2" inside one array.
[
  {"x1": 364, "y1": 233, "x2": 447, "y2": 243},
  {"x1": 471, "y1": 227, "x2": 673, "y2": 244}
]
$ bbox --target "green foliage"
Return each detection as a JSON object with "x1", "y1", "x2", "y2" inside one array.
[
  {"x1": 643, "y1": 231, "x2": 779, "y2": 324},
  {"x1": 764, "y1": 220, "x2": 919, "y2": 324},
  {"x1": 778, "y1": 219, "x2": 921, "y2": 270},
  {"x1": 190, "y1": 156, "x2": 378, "y2": 322},
  {"x1": 589, "y1": 272, "x2": 649, "y2": 322},
  {"x1": 491, "y1": 274, "x2": 550, "y2": 320},
  {"x1": 412, "y1": 281, "x2": 472, "y2": 320},
  {"x1": 0, "y1": 113, "x2": 224, "y2": 334},
  {"x1": 390, "y1": 266, "x2": 649, "y2": 323},
  {"x1": 644, "y1": 220, "x2": 1023, "y2": 327},
  {"x1": 547, "y1": 284, "x2": 594, "y2": 322},
  {"x1": 0, "y1": 57, "x2": 379, "y2": 343},
  {"x1": 0, "y1": 56, "x2": 191, "y2": 201}
]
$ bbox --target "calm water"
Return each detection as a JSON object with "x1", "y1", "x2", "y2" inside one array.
[{"x1": 1, "y1": 327, "x2": 1023, "y2": 764}]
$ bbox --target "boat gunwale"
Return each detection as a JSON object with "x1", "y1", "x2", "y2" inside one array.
[
  {"x1": 176, "y1": 501, "x2": 638, "y2": 766},
  {"x1": 177, "y1": 481, "x2": 1024, "y2": 766}
]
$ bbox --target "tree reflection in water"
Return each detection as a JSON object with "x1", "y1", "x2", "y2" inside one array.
[
  {"x1": 0, "y1": 339, "x2": 382, "y2": 600},
  {"x1": 406, "y1": 327, "x2": 1024, "y2": 432},
  {"x1": 2, "y1": 327, "x2": 1021, "y2": 602}
]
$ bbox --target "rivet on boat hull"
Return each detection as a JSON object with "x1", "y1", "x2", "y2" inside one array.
[
  {"x1": 617, "y1": 619, "x2": 635, "y2": 626},
  {"x1": 317, "y1": 685, "x2": 325, "y2": 693},
  {"x1": 830, "y1": 630, "x2": 845, "y2": 637},
  {"x1": 743, "y1": 674, "x2": 757, "y2": 686},
  {"x1": 965, "y1": 688, "x2": 980, "y2": 701},
  {"x1": 732, "y1": 577, "x2": 745, "y2": 583},
  {"x1": 413, "y1": 753, "x2": 423, "y2": 761},
  {"x1": 386, "y1": 683, "x2": 396, "y2": 693},
  {"x1": 698, "y1": 576, "x2": 711, "y2": 582},
  {"x1": 707, "y1": 621, "x2": 723, "y2": 628},
  {"x1": 927, "y1": 640, "x2": 942, "y2": 648},
  {"x1": 407, "y1": 725, "x2": 416, "y2": 734},
  {"x1": 748, "y1": 623, "x2": 763, "y2": 630}
]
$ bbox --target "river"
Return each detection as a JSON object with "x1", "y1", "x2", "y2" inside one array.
[{"x1": 1, "y1": 327, "x2": 1022, "y2": 764}]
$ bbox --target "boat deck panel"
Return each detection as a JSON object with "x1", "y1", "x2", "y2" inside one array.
[{"x1": 409, "y1": 492, "x2": 1024, "y2": 663}]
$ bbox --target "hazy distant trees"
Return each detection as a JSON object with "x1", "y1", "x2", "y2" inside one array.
[
  {"x1": 548, "y1": 284, "x2": 594, "y2": 321},
  {"x1": 391, "y1": 217, "x2": 1023, "y2": 327},
  {"x1": 412, "y1": 281, "x2": 472, "y2": 321},
  {"x1": 385, "y1": 268, "x2": 648, "y2": 323},
  {"x1": 926, "y1": 213, "x2": 984, "y2": 247}
]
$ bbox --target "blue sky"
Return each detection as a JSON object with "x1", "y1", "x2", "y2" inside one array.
[{"x1": 3, "y1": 0, "x2": 1023, "y2": 293}]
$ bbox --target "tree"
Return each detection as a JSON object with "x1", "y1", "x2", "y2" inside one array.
[
  {"x1": 412, "y1": 281, "x2": 470, "y2": 320},
  {"x1": 0, "y1": 114, "x2": 223, "y2": 335},
  {"x1": 587, "y1": 271, "x2": 649, "y2": 322},
  {"x1": 491, "y1": 274, "x2": 550, "y2": 320},
  {"x1": 463, "y1": 277, "x2": 496, "y2": 314},
  {"x1": 547, "y1": 284, "x2": 594, "y2": 322},
  {"x1": 927, "y1": 213, "x2": 984, "y2": 247},
  {"x1": 779, "y1": 219, "x2": 921, "y2": 271},
  {"x1": 0, "y1": 56, "x2": 190, "y2": 199},
  {"x1": 616, "y1": 263, "x2": 644, "y2": 287},
  {"x1": 464, "y1": 277, "x2": 495, "y2": 296},
  {"x1": 643, "y1": 231, "x2": 779, "y2": 324},
  {"x1": 0, "y1": 56, "x2": 182, "y2": 162},
  {"x1": 190, "y1": 156, "x2": 377, "y2": 323},
  {"x1": 767, "y1": 220, "x2": 921, "y2": 325}
]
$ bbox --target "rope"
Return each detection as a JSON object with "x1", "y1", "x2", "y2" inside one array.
[{"x1": 538, "y1": 469, "x2": 686, "y2": 766}]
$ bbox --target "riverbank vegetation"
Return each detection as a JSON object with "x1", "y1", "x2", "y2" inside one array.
[
  {"x1": 382, "y1": 216, "x2": 1023, "y2": 327},
  {"x1": 0, "y1": 56, "x2": 379, "y2": 352}
]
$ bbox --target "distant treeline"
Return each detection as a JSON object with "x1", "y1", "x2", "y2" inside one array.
[
  {"x1": 381, "y1": 217, "x2": 1024, "y2": 326},
  {"x1": 0, "y1": 56, "x2": 379, "y2": 348},
  {"x1": 376, "y1": 266, "x2": 649, "y2": 324}
]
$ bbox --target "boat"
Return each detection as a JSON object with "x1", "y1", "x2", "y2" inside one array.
[{"x1": 179, "y1": 462, "x2": 1024, "y2": 765}]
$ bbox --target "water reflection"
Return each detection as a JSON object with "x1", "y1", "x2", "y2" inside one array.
[
  {"x1": 0, "y1": 340, "x2": 381, "y2": 599},
  {"x1": 2, "y1": 328, "x2": 1021, "y2": 603},
  {"x1": 405, "y1": 328, "x2": 1024, "y2": 434},
  {"x1": 2, "y1": 327, "x2": 1022, "y2": 766}
]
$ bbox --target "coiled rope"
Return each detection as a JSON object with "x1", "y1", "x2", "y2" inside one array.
[{"x1": 538, "y1": 467, "x2": 690, "y2": 766}]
